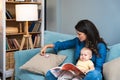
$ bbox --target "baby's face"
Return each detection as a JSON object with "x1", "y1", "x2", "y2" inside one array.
[{"x1": 80, "y1": 50, "x2": 92, "y2": 61}]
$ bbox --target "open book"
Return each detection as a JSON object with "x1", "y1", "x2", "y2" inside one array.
[{"x1": 50, "y1": 63, "x2": 85, "y2": 79}]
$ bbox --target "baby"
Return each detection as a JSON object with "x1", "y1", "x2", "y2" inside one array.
[{"x1": 58, "y1": 47, "x2": 94, "y2": 80}]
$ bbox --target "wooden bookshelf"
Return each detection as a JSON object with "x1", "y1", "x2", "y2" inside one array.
[{"x1": 4, "y1": 0, "x2": 44, "y2": 79}]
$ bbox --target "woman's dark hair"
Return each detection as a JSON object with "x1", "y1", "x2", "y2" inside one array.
[{"x1": 75, "y1": 19, "x2": 108, "y2": 57}]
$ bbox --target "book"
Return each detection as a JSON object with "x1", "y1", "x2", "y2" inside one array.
[
  {"x1": 6, "y1": 10, "x2": 13, "y2": 19},
  {"x1": 50, "y1": 63, "x2": 85, "y2": 79},
  {"x1": 6, "y1": 26, "x2": 18, "y2": 34},
  {"x1": 6, "y1": 38, "x2": 9, "y2": 50},
  {"x1": 29, "y1": 22, "x2": 35, "y2": 32},
  {"x1": 13, "y1": 39, "x2": 20, "y2": 49},
  {"x1": 32, "y1": 21, "x2": 41, "y2": 32},
  {"x1": 33, "y1": 34, "x2": 40, "y2": 47}
]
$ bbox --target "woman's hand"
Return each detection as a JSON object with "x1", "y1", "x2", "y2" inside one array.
[
  {"x1": 40, "y1": 46, "x2": 47, "y2": 56},
  {"x1": 40, "y1": 44, "x2": 54, "y2": 56}
]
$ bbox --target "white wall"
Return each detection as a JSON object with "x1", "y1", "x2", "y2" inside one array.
[
  {"x1": 46, "y1": 0, "x2": 57, "y2": 31},
  {"x1": 46, "y1": 0, "x2": 120, "y2": 45}
]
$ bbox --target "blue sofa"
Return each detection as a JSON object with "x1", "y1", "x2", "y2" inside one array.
[{"x1": 14, "y1": 31, "x2": 120, "y2": 80}]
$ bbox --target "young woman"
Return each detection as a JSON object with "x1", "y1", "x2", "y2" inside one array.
[{"x1": 40, "y1": 19, "x2": 108, "y2": 80}]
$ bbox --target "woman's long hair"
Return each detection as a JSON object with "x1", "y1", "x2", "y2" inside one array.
[{"x1": 75, "y1": 19, "x2": 107, "y2": 57}]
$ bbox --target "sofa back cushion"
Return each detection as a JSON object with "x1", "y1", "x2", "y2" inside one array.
[
  {"x1": 44, "y1": 31, "x2": 76, "y2": 45},
  {"x1": 44, "y1": 31, "x2": 76, "y2": 64},
  {"x1": 105, "y1": 43, "x2": 120, "y2": 62}
]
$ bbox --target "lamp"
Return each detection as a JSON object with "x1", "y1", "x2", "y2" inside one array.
[{"x1": 16, "y1": 4, "x2": 38, "y2": 50}]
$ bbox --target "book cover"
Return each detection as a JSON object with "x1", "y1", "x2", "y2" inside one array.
[
  {"x1": 33, "y1": 34, "x2": 40, "y2": 47},
  {"x1": 29, "y1": 22, "x2": 35, "y2": 32},
  {"x1": 50, "y1": 63, "x2": 85, "y2": 79},
  {"x1": 6, "y1": 38, "x2": 9, "y2": 50},
  {"x1": 32, "y1": 21, "x2": 41, "y2": 32},
  {"x1": 6, "y1": 10, "x2": 13, "y2": 19}
]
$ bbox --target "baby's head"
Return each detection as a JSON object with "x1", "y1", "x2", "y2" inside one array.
[{"x1": 80, "y1": 47, "x2": 92, "y2": 61}]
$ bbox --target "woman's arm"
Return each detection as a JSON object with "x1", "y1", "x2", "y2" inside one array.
[
  {"x1": 53, "y1": 37, "x2": 78, "y2": 53},
  {"x1": 40, "y1": 37, "x2": 78, "y2": 55},
  {"x1": 95, "y1": 43, "x2": 107, "y2": 71}
]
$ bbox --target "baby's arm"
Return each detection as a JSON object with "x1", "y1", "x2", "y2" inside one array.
[{"x1": 85, "y1": 61, "x2": 95, "y2": 73}]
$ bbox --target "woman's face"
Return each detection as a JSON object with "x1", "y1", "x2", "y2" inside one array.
[{"x1": 76, "y1": 31, "x2": 87, "y2": 42}]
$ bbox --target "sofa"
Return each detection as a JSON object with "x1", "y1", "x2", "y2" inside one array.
[{"x1": 14, "y1": 31, "x2": 120, "y2": 80}]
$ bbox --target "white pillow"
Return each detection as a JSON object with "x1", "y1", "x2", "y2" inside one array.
[
  {"x1": 103, "y1": 57, "x2": 120, "y2": 80},
  {"x1": 20, "y1": 53, "x2": 66, "y2": 75}
]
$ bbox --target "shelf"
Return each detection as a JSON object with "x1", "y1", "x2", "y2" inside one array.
[
  {"x1": 6, "y1": 18, "x2": 41, "y2": 21},
  {"x1": 6, "y1": 1, "x2": 41, "y2": 4},
  {"x1": 6, "y1": 33, "x2": 24, "y2": 36},
  {"x1": 6, "y1": 19, "x2": 16, "y2": 21},
  {"x1": 6, "y1": 32, "x2": 41, "y2": 36},
  {"x1": 29, "y1": 32, "x2": 41, "y2": 34},
  {"x1": 6, "y1": 48, "x2": 19, "y2": 52}
]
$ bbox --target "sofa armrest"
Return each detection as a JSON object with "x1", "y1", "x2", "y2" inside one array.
[{"x1": 14, "y1": 48, "x2": 41, "y2": 77}]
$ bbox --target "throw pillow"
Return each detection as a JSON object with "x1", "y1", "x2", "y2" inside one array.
[
  {"x1": 20, "y1": 53, "x2": 66, "y2": 75},
  {"x1": 106, "y1": 43, "x2": 120, "y2": 62},
  {"x1": 103, "y1": 57, "x2": 120, "y2": 80}
]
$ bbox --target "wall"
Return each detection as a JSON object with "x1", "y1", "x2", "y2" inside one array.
[
  {"x1": 46, "y1": 0, "x2": 57, "y2": 31},
  {"x1": 46, "y1": 0, "x2": 120, "y2": 45}
]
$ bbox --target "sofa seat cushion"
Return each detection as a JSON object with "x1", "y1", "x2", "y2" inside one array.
[{"x1": 19, "y1": 70, "x2": 45, "y2": 80}]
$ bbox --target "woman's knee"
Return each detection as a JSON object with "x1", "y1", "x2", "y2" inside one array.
[
  {"x1": 45, "y1": 70, "x2": 57, "y2": 80},
  {"x1": 83, "y1": 70, "x2": 102, "y2": 80}
]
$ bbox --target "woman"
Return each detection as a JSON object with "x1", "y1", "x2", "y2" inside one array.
[{"x1": 40, "y1": 19, "x2": 108, "y2": 80}]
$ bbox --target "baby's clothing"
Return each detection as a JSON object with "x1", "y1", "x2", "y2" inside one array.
[{"x1": 76, "y1": 60, "x2": 94, "y2": 73}]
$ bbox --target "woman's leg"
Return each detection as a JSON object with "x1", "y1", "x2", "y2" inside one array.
[
  {"x1": 83, "y1": 70, "x2": 102, "y2": 80},
  {"x1": 45, "y1": 70, "x2": 57, "y2": 80}
]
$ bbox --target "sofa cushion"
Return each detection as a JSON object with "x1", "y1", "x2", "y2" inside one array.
[
  {"x1": 44, "y1": 31, "x2": 76, "y2": 64},
  {"x1": 20, "y1": 53, "x2": 66, "y2": 75},
  {"x1": 19, "y1": 70, "x2": 45, "y2": 80},
  {"x1": 44, "y1": 31, "x2": 76, "y2": 45},
  {"x1": 103, "y1": 57, "x2": 120, "y2": 80},
  {"x1": 58, "y1": 49, "x2": 75, "y2": 64},
  {"x1": 105, "y1": 43, "x2": 120, "y2": 62}
]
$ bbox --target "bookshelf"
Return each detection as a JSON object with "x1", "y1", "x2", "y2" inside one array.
[{"x1": 0, "y1": 0, "x2": 45, "y2": 80}]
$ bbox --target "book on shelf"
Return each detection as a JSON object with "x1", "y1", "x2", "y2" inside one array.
[
  {"x1": 6, "y1": 10, "x2": 13, "y2": 19},
  {"x1": 6, "y1": 26, "x2": 18, "y2": 34},
  {"x1": 32, "y1": 21, "x2": 41, "y2": 32},
  {"x1": 7, "y1": 39, "x2": 15, "y2": 49},
  {"x1": 29, "y1": 21, "x2": 41, "y2": 32},
  {"x1": 29, "y1": 21, "x2": 35, "y2": 32},
  {"x1": 6, "y1": 38, "x2": 20, "y2": 50},
  {"x1": 33, "y1": 34, "x2": 40, "y2": 47},
  {"x1": 13, "y1": 39, "x2": 20, "y2": 49},
  {"x1": 6, "y1": 38, "x2": 9, "y2": 50}
]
